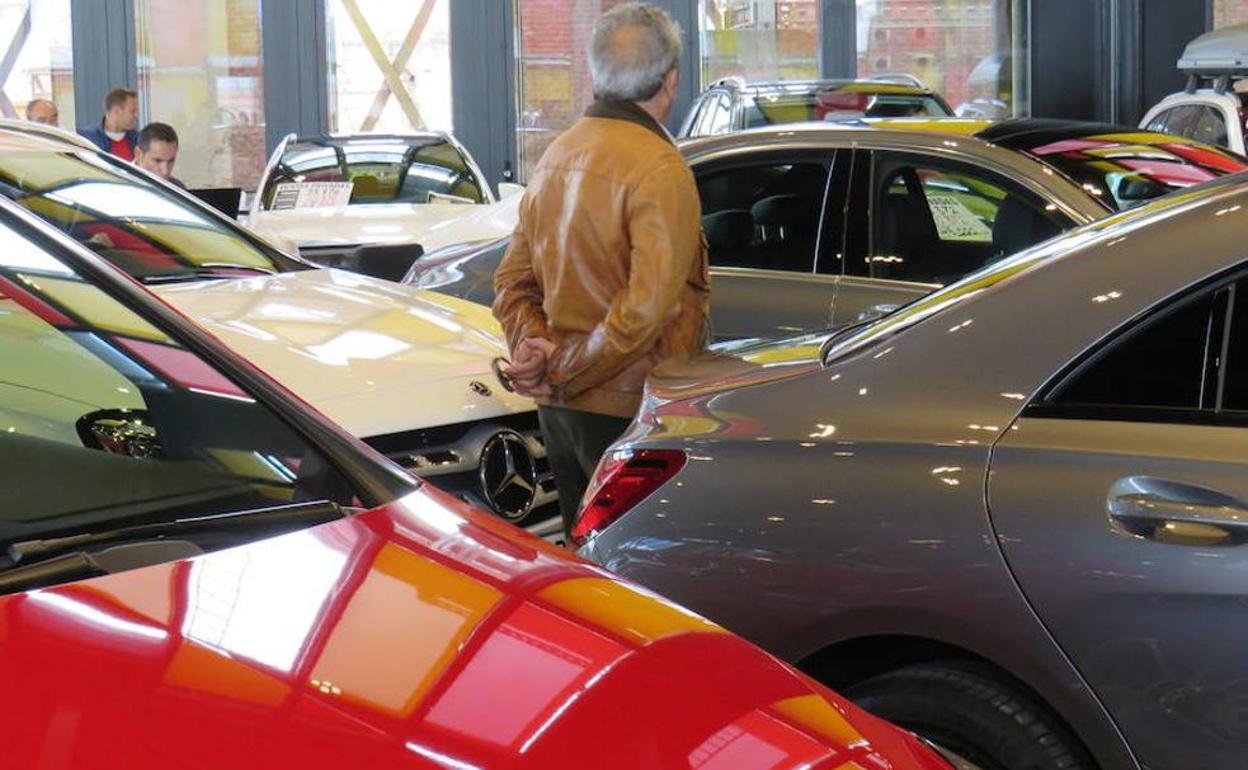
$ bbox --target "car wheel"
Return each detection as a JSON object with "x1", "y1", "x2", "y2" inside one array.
[{"x1": 845, "y1": 661, "x2": 1096, "y2": 770}]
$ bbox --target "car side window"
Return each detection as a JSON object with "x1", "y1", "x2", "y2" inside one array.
[
  {"x1": 1191, "y1": 106, "x2": 1230, "y2": 148},
  {"x1": 852, "y1": 151, "x2": 1065, "y2": 285},
  {"x1": 707, "y1": 94, "x2": 734, "y2": 135},
  {"x1": 1050, "y1": 289, "x2": 1226, "y2": 411},
  {"x1": 1147, "y1": 105, "x2": 1200, "y2": 137},
  {"x1": 0, "y1": 224, "x2": 359, "y2": 544},
  {"x1": 696, "y1": 158, "x2": 830, "y2": 272}
]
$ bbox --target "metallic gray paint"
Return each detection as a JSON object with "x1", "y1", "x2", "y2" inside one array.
[{"x1": 582, "y1": 179, "x2": 1248, "y2": 770}]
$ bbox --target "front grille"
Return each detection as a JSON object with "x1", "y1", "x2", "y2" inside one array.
[{"x1": 362, "y1": 413, "x2": 539, "y2": 457}]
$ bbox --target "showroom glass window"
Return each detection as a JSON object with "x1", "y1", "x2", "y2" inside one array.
[
  {"x1": 514, "y1": 0, "x2": 629, "y2": 181},
  {"x1": 699, "y1": 0, "x2": 820, "y2": 85},
  {"x1": 135, "y1": 0, "x2": 266, "y2": 190},
  {"x1": 856, "y1": 0, "x2": 1029, "y2": 119},
  {"x1": 1215, "y1": 1, "x2": 1248, "y2": 28},
  {"x1": 326, "y1": 0, "x2": 452, "y2": 135},
  {"x1": 0, "y1": 0, "x2": 73, "y2": 128}
]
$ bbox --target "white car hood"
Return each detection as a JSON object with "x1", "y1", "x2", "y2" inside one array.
[
  {"x1": 150, "y1": 269, "x2": 533, "y2": 438},
  {"x1": 247, "y1": 197, "x2": 519, "y2": 254}
]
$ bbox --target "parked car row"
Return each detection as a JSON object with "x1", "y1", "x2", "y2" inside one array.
[
  {"x1": 11, "y1": 36, "x2": 1248, "y2": 768},
  {"x1": 0, "y1": 181, "x2": 964, "y2": 769}
]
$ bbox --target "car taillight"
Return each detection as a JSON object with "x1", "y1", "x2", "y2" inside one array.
[{"x1": 571, "y1": 449, "x2": 687, "y2": 547}]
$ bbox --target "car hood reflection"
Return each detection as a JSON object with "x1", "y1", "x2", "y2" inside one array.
[
  {"x1": 151, "y1": 268, "x2": 533, "y2": 436},
  {"x1": 1, "y1": 486, "x2": 946, "y2": 769}
]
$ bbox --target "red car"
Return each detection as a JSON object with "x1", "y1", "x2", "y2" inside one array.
[{"x1": 0, "y1": 194, "x2": 962, "y2": 769}]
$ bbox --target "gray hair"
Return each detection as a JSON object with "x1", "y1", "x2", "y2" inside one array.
[{"x1": 588, "y1": 3, "x2": 682, "y2": 102}]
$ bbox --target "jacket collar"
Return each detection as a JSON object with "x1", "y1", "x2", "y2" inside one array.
[{"x1": 584, "y1": 100, "x2": 673, "y2": 145}]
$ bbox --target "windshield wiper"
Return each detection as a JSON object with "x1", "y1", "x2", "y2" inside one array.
[{"x1": 4, "y1": 499, "x2": 347, "y2": 568}]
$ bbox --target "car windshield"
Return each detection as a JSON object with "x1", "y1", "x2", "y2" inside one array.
[
  {"x1": 1022, "y1": 132, "x2": 1248, "y2": 211},
  {"x1": 261, "y1": 137, "x2": 487, "y2": 210},
  {"x1": 742, "y1": 85, "x2": 952, "y2": 127},
  {"x1": 0, "y1": 149, "x2": 304, "y2": 284}
]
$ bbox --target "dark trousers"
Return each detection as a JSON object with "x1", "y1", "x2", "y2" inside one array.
[{"x1": 537, "y1": 405, "x2": 631, "y2": 538}]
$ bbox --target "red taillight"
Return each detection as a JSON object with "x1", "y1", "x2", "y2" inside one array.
[{"x1": 571, "y1": 449, "x2": 687, "y2": 547}]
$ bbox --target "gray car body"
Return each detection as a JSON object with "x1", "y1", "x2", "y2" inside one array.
[
  {"x1": 579, "y1": 176, "x2": 1248, "y2": 770},
  {"x1": 406, "y1": 122, "x2": 1110, "y2": 341}
]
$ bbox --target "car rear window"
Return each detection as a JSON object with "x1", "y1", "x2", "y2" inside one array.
[
  {"x1": 742, "y1": 88, "x2": 952, "y2": 128},
  {"x1": 262, "y1": 138, "x2": 486, "y2": 209}
]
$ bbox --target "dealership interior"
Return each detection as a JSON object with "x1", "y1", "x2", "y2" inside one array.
[{"x1": 7, "y1": 2, "x2": 1248, "y2": 769}]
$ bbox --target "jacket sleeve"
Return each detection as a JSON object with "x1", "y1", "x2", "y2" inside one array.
[
  {"x1": 492, "y1": 202, "x2": 548, "y2": 354},
  {"x1": 548, "y1": 160, "x2": 701, "y2": 400}
]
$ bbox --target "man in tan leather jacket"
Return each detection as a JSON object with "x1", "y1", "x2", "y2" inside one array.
[{"x1": 493, "y1": 3, "x2": 709, "y2": 537}]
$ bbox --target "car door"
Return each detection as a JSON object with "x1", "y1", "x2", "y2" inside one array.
[
  {"x1": 692, "y1": 149, "x2": 848, "y2": 340},
  {"x1": 831, "y1": 148, "x2": 1070, "y2": 326},
  {"x1": 990, "y1": 273, "x2": 1248, "y2": 770}
]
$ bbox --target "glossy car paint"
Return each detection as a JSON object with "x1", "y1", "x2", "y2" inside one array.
[
  {"x1": 2, "y1": 485, "x2": 956, "y2": 770},
  {"x1": 0, "y1": 193, "x2": 954, "y2": 770},
  {"x1": 580, "y1": 178, "x2": 1248, "y2": 770},
  {"x1": 149, "y1": 268, "x2": 532, "y2": 438}
]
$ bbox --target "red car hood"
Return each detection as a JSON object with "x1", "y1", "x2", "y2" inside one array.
[{"x1": 1, "y1": 487, "x2": 947, "y2": 770}]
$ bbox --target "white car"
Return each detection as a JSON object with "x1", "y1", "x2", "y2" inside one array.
[
  {"x1": 1140, "y1": 23, "x2": 1248, "y2": 154},
  {"x1": 246, "y1": 133, "x2": 520, "y2": 281},
  {"x1": 0, "y1": 126, "x2": 556, "y2": 526}
]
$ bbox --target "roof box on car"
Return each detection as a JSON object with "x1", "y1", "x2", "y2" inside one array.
[{"x1": 1179, "y1": 23, "x2": 1248, "y2": 74}]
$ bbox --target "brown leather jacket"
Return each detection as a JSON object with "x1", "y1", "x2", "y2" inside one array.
[{"x1": 493, "y1": 101, "x2": 710, "y2": 418}]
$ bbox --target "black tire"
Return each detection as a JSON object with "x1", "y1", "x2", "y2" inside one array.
[{"x1": 845, "y1": 661, "x2": 1097, "y2": 770}]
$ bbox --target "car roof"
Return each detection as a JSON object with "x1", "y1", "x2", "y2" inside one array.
[
  {"x1": 725, "y1": 77, "x2": 937, "y2": 97},
  {"x1": 974, "y1": 117, "x2": 1218, "y2": 151},
  {"x1": 0, "y1": 123, "x2": 94, "y2": 153},
  {"x1": 287, "y1": 133, "x2": 449, "y2": 147}
]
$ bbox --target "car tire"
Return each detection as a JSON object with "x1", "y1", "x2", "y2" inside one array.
[{"x1": 845, "y1": 661, "x2": 1096, "y2": 770}]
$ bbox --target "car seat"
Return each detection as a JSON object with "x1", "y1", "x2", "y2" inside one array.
[{"x1": 991, "y1": 195, "x2": 1061, "y2": 260}]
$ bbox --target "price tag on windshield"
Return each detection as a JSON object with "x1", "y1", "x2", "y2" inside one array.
[{"x1": 271, "y1": 182, "x2": 355, "y2": 210}]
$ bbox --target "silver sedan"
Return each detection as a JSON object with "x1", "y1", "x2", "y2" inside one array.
[
  {"x1": 577, "y1": 174, "x2": 1248, "y2": 770},
  {"x1": 407, "y1": 119, "x2": 1245, "y2": 341}
]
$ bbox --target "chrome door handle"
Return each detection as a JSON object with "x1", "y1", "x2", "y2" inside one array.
[{"x1": 1108, "y1": 476, "x2": 1248, "y2": 545}]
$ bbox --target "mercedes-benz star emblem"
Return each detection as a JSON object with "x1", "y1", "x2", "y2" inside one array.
[
  {"x1": 478, "y1": 430, "x2": 538, "y2": 520},
  {"x1": 469, "y1": 380, "x2": 492, "y2": 398}
]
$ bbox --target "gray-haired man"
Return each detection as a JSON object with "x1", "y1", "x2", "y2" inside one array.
[{"x1": 493, "y1": 2, "x2": 709, "y2": 537}]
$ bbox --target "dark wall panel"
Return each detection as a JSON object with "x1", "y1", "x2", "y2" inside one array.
[
  {"x1": 1030, "y1": 0, "x2": 1105, "y2": 120},
  {"x1": 71, "y1": 0, "x2": 136, "y2": 131},
  {"x1": 262, "y1": 0, "x2": 329, "y2": 153}
]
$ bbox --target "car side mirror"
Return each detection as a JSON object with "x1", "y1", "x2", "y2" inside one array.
[
  {"x1": 76, "y1": 409, "x2": 162, "y2": 459},
  {"x1": 498, "y1": 182, "x2": 525, "y2": 200}
]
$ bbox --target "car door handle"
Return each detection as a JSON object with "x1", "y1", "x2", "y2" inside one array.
[{"x1": 1108, "y1": 475, "x2": 1248, "y2": 545}]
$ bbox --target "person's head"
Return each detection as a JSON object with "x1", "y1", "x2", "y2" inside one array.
[
  {"x1": 103, "y1": 88, "x2": 138, "y2": 132},
  {"x1": 25, "y1": 98, "x2": 58, "y2": 126},
  {"x1": 588, "y1": 3, "x2": 682, "y2": 123},
  {"x1": 135, "y1": 122, "x2": 179, "y2": 180}
]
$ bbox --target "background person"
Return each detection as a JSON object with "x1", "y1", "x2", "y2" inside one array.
[
  {"x1": 134, "y1": 122, "x2": 185, "y2": 188},
  {"x1": 492, "y1": 2, "x2": 709, "y2": 537},
  {"x1": 79, "y1": 88, "x2": 139, "y2": 160},
  {"x1": 24, "y1": 98, "x2": 58, "y2": 126}
]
